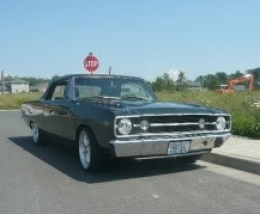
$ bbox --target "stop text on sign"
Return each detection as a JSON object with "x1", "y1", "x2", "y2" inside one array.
[
  {"x1": 84, "y1": 60, "x2": 99, "y2": 68},
  {"x1": 84, "y1": 54, "x2": 99, "y2": 73}
]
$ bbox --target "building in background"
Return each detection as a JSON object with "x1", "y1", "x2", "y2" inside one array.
[
  {"x1": 187, "y1": 81, "x2": 203, "y2": 91},
  {"x1": 10, "y1": 79, "x2": 29, "y2": 93}
]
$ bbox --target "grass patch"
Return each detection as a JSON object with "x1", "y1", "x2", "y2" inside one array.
[
  {"x1": 158, "y1": 91, "x2": 260, "y2": 139},
  {"x1": 0, "y1": 93, "x2": 43, "y2": 110}
]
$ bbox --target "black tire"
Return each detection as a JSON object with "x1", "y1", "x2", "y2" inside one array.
[
  {"x1": 179, "y1": 155, "x2": 202, "y2": 164},
  {"x1": 31, "y1": 121, "x2": 47, "y2": 146},
  {"x1": 78, "y1": 128, "x2": 108, "y2": 172}
]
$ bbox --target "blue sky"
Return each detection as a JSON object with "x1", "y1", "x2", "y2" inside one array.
[{"x1": 1, "y1": 0, "x2": 260, "y2": 81}]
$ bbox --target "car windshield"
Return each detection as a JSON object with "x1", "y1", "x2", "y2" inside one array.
[{"x1": 74, "y1": 77, "x2": 158, "y2": 102}]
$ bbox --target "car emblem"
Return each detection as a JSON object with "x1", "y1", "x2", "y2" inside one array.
[{"x1": 199, "y1": 118, "x2": 206, "y2": 129}]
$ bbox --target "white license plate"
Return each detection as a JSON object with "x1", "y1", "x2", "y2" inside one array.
[{"x1": 168, "y1": 141, "x2": 190, "y2": 154}]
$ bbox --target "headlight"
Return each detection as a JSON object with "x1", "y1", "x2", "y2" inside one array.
[
  {"x1": 140, "y1": 120, "x2": 150, "y2": 131},
  {"x1": 216, "y1": 116, "x2": 226, "y2": 130},
  {"x1": 118, "y1": 118, "x2": 132, "y2": 135}
]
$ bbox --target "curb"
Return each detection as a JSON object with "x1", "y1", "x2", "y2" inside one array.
[
  {"x1": 201, "y1": 152, "x2": 260, "y2": 175},
  {"x1": 0, "y1": 109, "x2": 20, "y2": 111}
]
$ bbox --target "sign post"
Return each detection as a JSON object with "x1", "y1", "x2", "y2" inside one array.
[
  {"x1": 84, "y1": 53, "x2": 99, "y2": 74},
  {"x1": 1, "y1": 71, "x2": 4, "y2": 94}
]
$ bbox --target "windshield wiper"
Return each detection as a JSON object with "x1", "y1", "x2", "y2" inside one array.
[
  {"x1": 91, "y1": 96, "x2": 122, "y2": 100},
  {"x1": 122, "y1": 96, "x2": 152, "y2": 100}
]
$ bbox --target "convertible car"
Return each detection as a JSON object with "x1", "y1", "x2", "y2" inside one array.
[{"x1": 21, "y1": 74, "x2": 231, "y2": 171}]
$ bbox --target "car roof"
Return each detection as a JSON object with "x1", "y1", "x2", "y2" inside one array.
[{"x1": 53, "y1": 74, "x2": 144, "y2": 82}]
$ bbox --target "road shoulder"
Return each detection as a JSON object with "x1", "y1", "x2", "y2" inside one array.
[{"x1": 201, "y1": 135, "x2": 260, "y2": 175}]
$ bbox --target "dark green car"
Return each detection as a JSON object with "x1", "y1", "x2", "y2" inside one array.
[{"x1": 21, "y1": 74, "x2": 231, "y2": 172}]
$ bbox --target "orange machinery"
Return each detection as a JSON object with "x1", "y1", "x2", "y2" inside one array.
[{"x1": 215, "y1": 74, "x2": 254, "y2": 94}]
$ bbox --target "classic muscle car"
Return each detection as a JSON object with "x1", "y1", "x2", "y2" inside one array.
[{"x1": 21, "y1": 74, "x2": 231, "y2": 171}]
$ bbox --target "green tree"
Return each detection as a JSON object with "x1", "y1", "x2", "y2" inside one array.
[
  {"x1": 195, "y1": 72, "x2": 230, "y2": 90},
  {"x1": 215, "y1": 72, "x2": 228, "y2": 84},
  {"x1": 195, "y1": 75, "x2": 206, "y2": 86},
  {"x1": 229, "y1": 70, "x2": 244, "y2": 80},
  {"x1": 4, "y1": 75, "x2": 13, "y2": 82},
  {"x1": 151, "y1": 73, "x2": 175, "y2": 92},
  {"x1": 175, "y1": 71, "x2": 188, "y2": 91},
  {"x1": 203, "y1": 74, "x2": 219, "y2": 90},
  {"x1": 21, "y1": 77, "x2": 49, "y2": 86},
  {"x1": 246, "y1": 67, "x2": 260, "y2": 81}
]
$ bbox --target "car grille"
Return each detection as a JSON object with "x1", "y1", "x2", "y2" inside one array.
[{"x1": 115, "y1": 114, "x2": 231, "y2": 137}]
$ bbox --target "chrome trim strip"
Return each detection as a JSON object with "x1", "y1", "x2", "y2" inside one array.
[
  {"x1": 150, "y1": 122, "x2": 199, "y2": 127},
  {"x1": 134, "y1": 151, "x2": 210, "y2": 160},
  {"x1": 115, "y1": 113, "x2": 231, "y2": 118},
  {"x1": 112, "y1": 133, "x2": 231, "y2": 143},
  {"x1": 149, "y1": 122, "x2": 220, "y2": 127},
  {"x1": 132, "y1": 121, "x2": 229, "y2": 128},
  {"x1": 115, "y1": 130, "x2": 231, "y2": 139},
  {"x1": 133, "y1": 121, "x2": 231, "y2": 128}
]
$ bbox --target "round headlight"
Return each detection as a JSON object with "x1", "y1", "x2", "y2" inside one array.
[
  {"x1": 118, "y1": 118, "x2": 132, "y2": 135},
  {"x1": 216, "y1": 116, "x2": 226, "y2": 130},
  {"x1": 199, "y1": 118, "x2": 206, "y2": 129},
  {"x1": 140, "y1": 120, "x2": 150, "y2": 131}
]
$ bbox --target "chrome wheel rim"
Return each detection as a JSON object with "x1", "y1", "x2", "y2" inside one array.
[
  {"x1": 31, "y1": 122, "x2": 39, "y2": 143},
  {"x1": 79, "y1": 131, "x2": 91, "y2": 169}
]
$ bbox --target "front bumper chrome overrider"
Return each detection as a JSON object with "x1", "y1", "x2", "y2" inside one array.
[{"x1": 110, "y1": 133, "x2": 231, "y2": 158}]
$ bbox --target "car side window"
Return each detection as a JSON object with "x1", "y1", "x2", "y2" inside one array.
[
  {"x1": 51, "y1": 85, "x2": 67, "y2": 100},
  {"x1": 44, "y1": 80, "x2": 69, "y2": 100}
]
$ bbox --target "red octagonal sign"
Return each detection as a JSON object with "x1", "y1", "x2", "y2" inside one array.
[{"x1": 84, "y1": 54, "x2": 99, "y2": 73}]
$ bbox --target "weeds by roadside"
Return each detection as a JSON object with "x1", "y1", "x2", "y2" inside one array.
[
  {"x1": 158, "y1": 91, "x2": 260, "y2": 139},
  {"x1": 0, "y1": 93, "x2": 42, "y2": 110}
]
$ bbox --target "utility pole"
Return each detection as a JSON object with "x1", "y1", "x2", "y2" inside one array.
[
  {"x1": 109, "y1": 66, "x2": 112, "y2": 75},
  {"x1": 1, "y1": 70, "x2": 4, "y2": 94}
]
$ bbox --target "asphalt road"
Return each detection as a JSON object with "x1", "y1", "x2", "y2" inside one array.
[{"x1": 0, "y1": 111, "x2": 260, "y2": 214}]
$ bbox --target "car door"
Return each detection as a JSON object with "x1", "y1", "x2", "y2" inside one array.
[
  {"x1": 42, "y1": 79, "x2": 76, "y2": 141},
  {"x1": 42, "y1": 81, "x2": 66, "y2": 134},
  {"x1": 47, "y1": 99, "x2": 76, "y2": 140}
]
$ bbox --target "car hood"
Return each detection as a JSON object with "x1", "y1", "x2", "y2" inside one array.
[{"x1": 91, "y1": 100, "x2": 228, "y2": 116}]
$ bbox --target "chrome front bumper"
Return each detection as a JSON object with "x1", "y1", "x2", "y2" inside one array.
[{"x1": 110, "y1": 133, "x2": 231, "y2": 158}]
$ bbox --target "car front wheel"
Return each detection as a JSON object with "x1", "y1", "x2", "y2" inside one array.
[
  {"x1": 78, "y1": 128, "x2": 106, "y2": 172},
  {"x1": 31, "y1": 121, "x2": 46, "y2": 146}
]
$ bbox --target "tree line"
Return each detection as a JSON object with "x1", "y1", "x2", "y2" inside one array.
[
  {"x1": 2, "y1": 75, "x2": 61, "y2": 86},
  {"x1": 149, "y1": 71, "x2": 188, "y2": 92},
  {"x1": 149, "y1": 67, "x2": 260, "y2": 92}
]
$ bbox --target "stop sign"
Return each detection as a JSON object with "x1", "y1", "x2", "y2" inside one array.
[{"x1": 84, "y1": 54, "x2": 99, "y2": 72}]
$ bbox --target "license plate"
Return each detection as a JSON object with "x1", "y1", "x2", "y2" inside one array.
[{"x1": 168, "y1": 141, "x2": 190, "y2": 154}]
